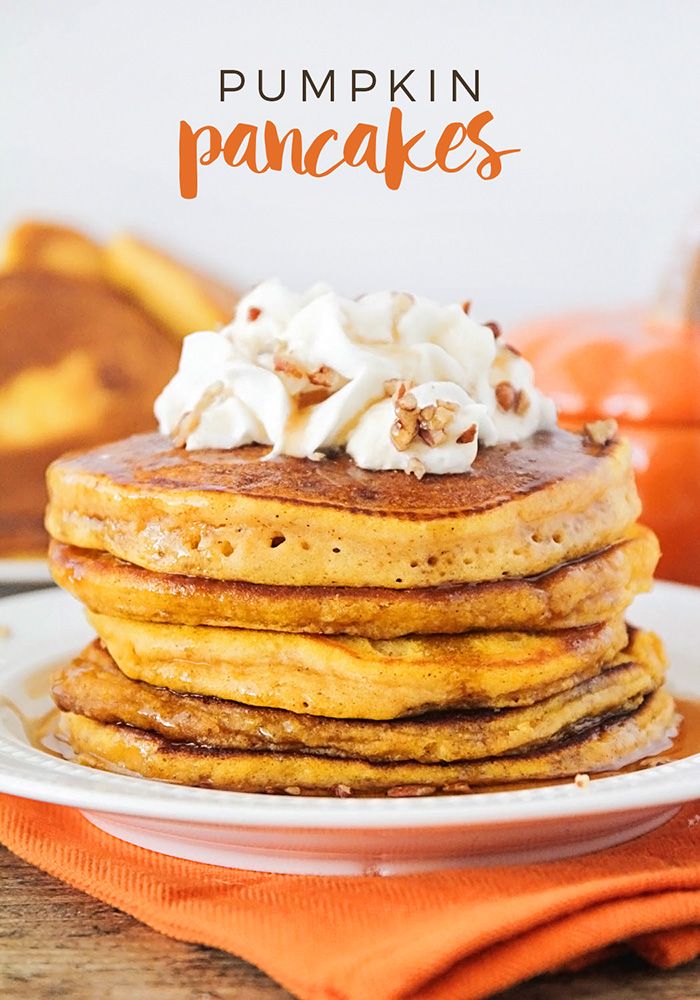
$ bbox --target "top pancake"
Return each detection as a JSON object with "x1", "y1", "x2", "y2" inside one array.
[{"x1": 46, "y1": 427, "x2": 640, "y2": 588}]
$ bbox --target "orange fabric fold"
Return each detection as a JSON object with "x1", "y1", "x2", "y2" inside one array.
[{"x1": 1, "y1": 793, "x2": 699, "y2": 1000}]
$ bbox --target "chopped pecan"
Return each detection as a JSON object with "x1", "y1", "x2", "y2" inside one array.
[
  {"x1": 442, "y1": 781, "x2": 472, "y2": 794},
  {"x1": 495, "y1": 381, "x2": 517, "y2": 411},
  {"x1": 385, "y1": 378, "x2": 413, "y2": 399},
  {"x1": 273, "y1": 354, "x2": 307, "y2": 380},
  {"x1": 406, "y1": 457, "x2": 426, "y2": 480},
  {"x1": 274, "y1": 355, "x2": 346, "y2": 405},
  {"x1": 390, "y1": 418, "x2": 417, "y2": 451},
  {"x1": 583, "y1": 419, "x2": 618, "y2": 446},
  {"x1": 416, "y1": 400, "x2": 456, "y2": 447},
  {"x1": 457, "y1": 423, "x2": 477, "y2": 444},
  {"x1": 433, "y1": 404, "x2": 456, "y2": 427},
  {"x1": 418, "y1": 426, "x2": 447, "y2": 447},
  {"x1": 515, "y1": 389, "x2": 531, "y2": 415},
  {"x1": 297, "y1": 387, "x2": 333, "y2": 409},
  {"x1": 308, "y1": 365, "x2": 345, "y2": 392},
  {"x1": 386, "y1": 784, "x2": 437, "y2": 797},
  {"x1": 397, "y1": 391, "x2": 418, "y2": 412},
  {"x1": 390, "y1": 389, "x2": 420, "y2": 451}
]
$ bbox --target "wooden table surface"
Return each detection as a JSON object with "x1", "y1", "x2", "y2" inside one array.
[
  {"x1": 2, "y1": 847, "x2": 699, "y2": 999},
  {"x1": 1, "y1": 586, "x2": 699, "y2": 999}
]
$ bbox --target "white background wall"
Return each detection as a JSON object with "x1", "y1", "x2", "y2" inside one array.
[{"x1": 2, "y1": 0, "x2": 699, "y2": 326}]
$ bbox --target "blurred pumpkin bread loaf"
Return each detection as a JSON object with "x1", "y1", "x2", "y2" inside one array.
[{"x1": 0, "y1": 221, "x2": 236, "y2": 557}]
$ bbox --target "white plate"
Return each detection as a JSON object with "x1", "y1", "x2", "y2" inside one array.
[
  {"x1": 0, "y1": 557, "x2": 52, "y2": 586},
  {"x1": 0, "y1": 585, "x2": 698, "y2": 875}
]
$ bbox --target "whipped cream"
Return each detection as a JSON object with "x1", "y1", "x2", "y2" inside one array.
[{"x1": 155, "y1": 280, "x2": 557, "y2": 475}]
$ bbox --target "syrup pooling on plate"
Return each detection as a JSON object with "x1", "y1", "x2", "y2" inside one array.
[
  {"x1": 29, "y1": 681, "x2": 700, "y2": 797},
  {"x1": 0, "y1": 657, "x2": 67, "y2": 760},
  {"x1": 5, "y1": 648, "x2": 696, "y2": 795},
  {"x1": 49, "y1": 701, "x2": 700, "y2": 795},
  {"x1": 640, "y1": 697, "x2": 700, "y2": 766}
]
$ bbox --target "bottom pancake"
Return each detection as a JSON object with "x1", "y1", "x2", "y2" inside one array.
[
  {"x1": 58, "y1": 688, "x2": 677, "y2": 795},
  {"x1": 53, "y1": 634, "x2": 666, "y2": 763}
]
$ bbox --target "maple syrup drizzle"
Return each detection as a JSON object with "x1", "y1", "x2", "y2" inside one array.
[
  {"x1": 0, "y1": 660, "x2": 73, "y2": 761},
  {"x1": 640, "y1": 697, "x2": 700, "y2": 765}
]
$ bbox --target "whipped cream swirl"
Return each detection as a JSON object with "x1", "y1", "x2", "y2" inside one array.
[{"x1": 155, "y1": 280, "x2": 557, "y2": 476}]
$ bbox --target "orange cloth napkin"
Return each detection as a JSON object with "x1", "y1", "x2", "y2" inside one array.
[{"x1": 1, "y1": 793, "x2": 699, "y2": 1000}]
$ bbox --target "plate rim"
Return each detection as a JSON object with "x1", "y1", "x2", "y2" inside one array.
[
  {"x1": 0, "y1": 585, "x2": 698, "y2": 831},
  {"x1": 0, "y1": 556, "x2": 52, "y2": 586}
]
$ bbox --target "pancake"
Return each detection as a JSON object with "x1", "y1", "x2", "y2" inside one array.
[
  {"x1": 87, "y1": 609, "x2": 630, "y2": 719},
  {"x1": 58, "y1": 688, "x2": 677, "y2": 794},
  {"x1": 2, "y1": 221, "x2": 105, "y2": 279},
  {"x1": 48, "y1": 526, "x2": 659, "y2": 636},
  {"x1": 0, "y1": 271, "x2": 180, "y2": 556},
  {"x1": 2, "y1": 222, "x2": 105, "y2": 278},
  {"x1": 52, "y1": 635, "x2": 666, "y2": 763},
  {"x1": 45, "y1": 427, "x2": 641, "y2": 588},
  {"x1": 105, "y1": 235, "x2": 237, "y2": 340}
]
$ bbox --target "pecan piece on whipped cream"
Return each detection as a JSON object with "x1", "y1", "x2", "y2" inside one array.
[
  {"x1": 583, "y1": 419, "x2": 618, "y2": 446},
  {"x1": 274, "y1": 354, "x2": 346, "y2": 408},
  {"x1": 417, "y1": 400, "x2": 457, "y2": 447},
  {"x1": 384, "y1": 378, "x2": 412, "y2": 399},
  {"x1": 494, "y1": 380, "x2": 517, "y2": 412},
  {"x1": 390, "y1": 388, "x2": 420, "y2": 451},
  {"x1": 273, "y1": 353, "x2": 307, "y2": 380},
  {"x1": 515, "y1": 389, "x2": 530, "y2": 415},
  {"x1": 308, "y1": 365, "x2": 346, "y2": 392},
  {"x1": 456, "y1": 423, "x2": 477, "y2": 445},
  {"x1": 406, "y1": 457, "x2": 426, "y2": 480}
]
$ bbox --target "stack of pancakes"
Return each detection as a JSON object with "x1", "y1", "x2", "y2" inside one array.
[
  {"x1": 0, "y1": 221, "x2": 236, "y2": 557},
  {"x1": 46, "y1": 425, "x2": 676, "y2": 796}
]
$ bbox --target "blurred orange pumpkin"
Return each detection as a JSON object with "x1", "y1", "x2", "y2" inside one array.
[{"x1": 512, "y1": 298, "x2": 700, "y2": 585}]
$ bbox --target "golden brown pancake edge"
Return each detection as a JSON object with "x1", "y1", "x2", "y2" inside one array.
[
  {"x1": 52, "y1": 636, "x2": 667, "y2": 763},
  {"x1": 86, "y1": 609, "x2": 633, "y2": 719},
  {"x1": 48, "y1": 526, "x2": 659, "y2": 635},
  {"x1": 58, "y1": 688, "x2": 677, "y2": 795},
  {"x1": 45, "y1": 428, "x2": 641, "y2": 587}
]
